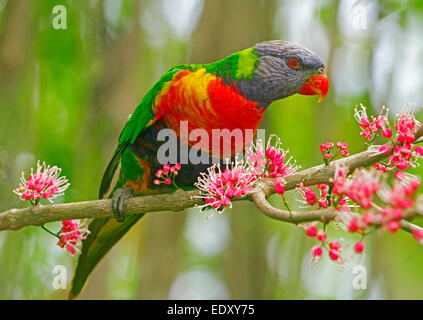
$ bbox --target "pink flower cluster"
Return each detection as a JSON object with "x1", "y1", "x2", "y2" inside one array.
[
  {"x1": 296, "y1": 183, "x2": 327, "y2": 208},
  {"x1": 378, "y1": 111, "x2": 423, "y2": 171},
  {"x1": 389, "y1": 144, "x2": 423, "y2": 171},
  {"x1": 354, "y1": 104, "x2": 391, "y2": 141},
  {"x1": 195, "y1": 135, "x2": 299, "y2": 213},
  {"x1": 195, "y1": 163, "x2": 256, "y2": 212},
  {"x1": 304, "y1": 224, "x2": 364, "y2": 266},
  {"x1": 247, "y1": 134, "x2": 299, "y2": 179},
  {"x1": 57, "y1": 219, "x2": 90, "y2": 255},
  {"x1": 13, "y1": 161, "x2": 70, "y2": 204},
  {"x1": 355, "y1": 104, "x2": 423, "y2": 172},
  {"x1": 319, "y1": 141, "x2": 349, "y2": 164},
  {"x1": 296, "y1": 169, "x2": 350, "y2": 212},
  {"x1": 339, "y1": 172, "x2": 421, "y2": 242},
  {"x1": 153, "y1": 163, "x2": 181, "y2": 185},
  {"x1": 333, "y1": 167, "x2": 381, "y2": 209},
  {"x1": 396, "y1": 113, "x2": 416, "y2": 144}
]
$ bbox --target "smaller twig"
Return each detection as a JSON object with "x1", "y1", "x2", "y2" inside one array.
[{"x1": 250, "y1": 184, "x2": 423, "y2": 234}]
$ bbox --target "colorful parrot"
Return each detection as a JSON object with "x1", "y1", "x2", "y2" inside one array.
[{"x1": 70, "y1": 40, "x2": 329, "y2": 298}]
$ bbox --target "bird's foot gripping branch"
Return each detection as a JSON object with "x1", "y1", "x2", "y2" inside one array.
[{"x1": 1, "y1": 103, "x2": 423, "y2": 265}]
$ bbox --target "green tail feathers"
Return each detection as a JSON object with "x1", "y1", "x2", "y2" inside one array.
[{"x1": 69, "y1": 214, "x2": 144, "y2": 299}]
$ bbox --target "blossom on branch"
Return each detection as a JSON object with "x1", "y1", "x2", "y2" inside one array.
[
  {"x1": 355, "y1": 103, "x2": 423, "y2": 172},
  {"x1": 13, "y1": 161, "x2": 70, "y2": 205},
  {"x1": 342, "y1": 168, "x2": 382, "y2": 209},
  {"x1": 57, "y1": 219, "x2": 90, "y2": 256},
  {"x1": 319, "y1": 141, "x2": 350, "y2": 164},
  {"x1": 195, "y1": 161, "x2": 256, "y2": 213},
  {"x1": 303, "y1": 223, "x2": 345, "y2": 266},
  {"x1": 354, "y1": 104, "x2": 389, "y2": 141},
  {"x1": 153, "y1": 163, "x2": 181, "y2": 186},
  {"x1": 246, "y1": 134, "x2": 299, "y2": 179}
]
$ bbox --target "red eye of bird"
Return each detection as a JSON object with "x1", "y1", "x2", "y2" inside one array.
[{"x1": 289, "y1": 58, "x2": 300, "y2": 69}]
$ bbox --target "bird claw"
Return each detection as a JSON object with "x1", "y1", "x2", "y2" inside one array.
[{"x1": 112, "y1": 187, "x2": 134, "y2": 222}]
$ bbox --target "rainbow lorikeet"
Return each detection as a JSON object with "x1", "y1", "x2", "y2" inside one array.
[{"x1": 70, "y1": 40, "x2": 328, "y2": 298}]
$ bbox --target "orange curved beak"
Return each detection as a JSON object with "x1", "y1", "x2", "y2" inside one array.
[{"x1": 298, "y1": 73, "x2": 329, "y2": 103}]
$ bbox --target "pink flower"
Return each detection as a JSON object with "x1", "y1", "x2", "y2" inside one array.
[
  {"x1": 163, "y1": 163, "x2": 170, "y2": 175},
  {"x1": 354, "y1": 241, "x2": 364, "y2": 253},
  {"x1": 247, "y1": 148, "x2": 266, "y2": 175},
  {"x1": 320, "y1": 142, "x2": 334, "y2": 153},
  {"x1": 195, "y1": 162, "x2": 256, "y2": 213},
  {"x1": 275, "y1": 180, "x2": 285, "y2": 195},
  {"x1": 412, "y1": 229, "x2": 423, "y2": 243},
  {"x1": 386, "y1": 220, "x2": 400, "y2": 233},
  {"x1": 343, "y1": 168, "x2": 381, "y2": 209},
  {"x1": 374, "y1": 163, "x2": 388, "y2": 172},
  {"x1": 311, "y1": 245, "x2": 323, "y2": 256},
  {"x1": 170, "y1": 165, "x2": 180, "y2": 175},
  {"x1": 247, "y1": 135, "x2": 299, "y2": 179},
  {"x1": 297, "y1": 183, "x2": 317, "y2": 206},
  {"x1": 13, "y1": 161, "x2": 70, "y2": 204},
  {"x1": 355, "y1": 105, "x2": 391, "y2": 142},
  {"x1": 348, "y1": 219, "x2": 359, "y2": 232},
  {"x1": 155, "y1": 169, "x2": 163, "y2": 178},
  {"x1": 329, "y1": 249, "x2": 341, "y2": 262},
  {"x1": 361, "y1": 129, "x2": 372, "y2": 140},
  {"x1": 395, "y1": 112, "x2": 416, "y2": 144},
  {"x1": 340, "y1": 149, "x2": 350, "y2": 157},
  {"x1": 335, "y1": 195, "x2": 351, "y2": 212},
  {"x1": 265, "y1": 146, "x2": 277, "y2": 159},
  {"x1": 379, "y1": 145, "x2": 391, "y2": 155},
  {"x1": 415, "y1": 146, "x2": 423, "y2": 157},
  {"x1": 387, "y1": 143, "x2": 422, "y2": 171},
  {"x1": 354, "y1": 105, "x2": 371, "y2": 128},
  {"x1": 57, "y1": 219, "x2": 90, "y2": 256},
  {"x1": 374, "y1": 115, "x2": 386, "y2": 130},
  {"x1": 305, "y1": 225, "x2": 317, "y2": 237},
  {"x1": 382, "y1": 128, "x2": 392, "y2": 138},
  {"x1": 320, "y1": 144, "x2": 329, "y2": 153},
  {"x1": 332, "y1": 165, "x2": 348, "y2": 196},
  {"x1": 310, "y1": 245, "x2": 323, "y2": 265},
  {"x1": 359, "y1": 117, "x2": 370, "y2": 128},
  {"x1": 336, "y1": 142, "x2": 348, "y2": 150},
  {"x1": 378, "y1": 176, "x2": 420, "y2": 209},
  {"x1": 153, "y1": 163, "x2": 181, "y2": 186},
  {"x1": 318, "y1": 198, "x2": 329, "y2": 208},
  {"x1": 317, "y1": 230, "x2": 327, "y2": 242},
  {"x1": 329, "y1": 241, "x2": 340, "y2": 250},
  {"x1": 354, "y1": 104, "x2": 372, "y2": 129}
]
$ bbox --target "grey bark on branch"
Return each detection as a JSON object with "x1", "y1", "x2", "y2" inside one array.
[{"x1": 1, "y1": 142, "x2": 421, "y2": 233}]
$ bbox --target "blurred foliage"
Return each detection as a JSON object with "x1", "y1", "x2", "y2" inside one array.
[{"x1": 0, "y1": 0, "x2": 422, "y2": 299}]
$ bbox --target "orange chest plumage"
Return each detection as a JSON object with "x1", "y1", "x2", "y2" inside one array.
[{"x1": 153, "y1": 68, "x2": 265, "y2": 156}]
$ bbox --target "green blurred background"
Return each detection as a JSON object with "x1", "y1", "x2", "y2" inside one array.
[{"x1": 0, "y1": 0, "x2": 423, "y2": 299}]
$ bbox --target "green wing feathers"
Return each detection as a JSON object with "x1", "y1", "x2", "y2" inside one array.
[
  {"x1": 99, "y1": 66, "x2": 186, "y2": 198},
  {"x1": 70, "y1": 66, "x2": 188, "y2": 299},
  {"x1": 98, "y1": 142, "x2": 128, "y2": 198}
]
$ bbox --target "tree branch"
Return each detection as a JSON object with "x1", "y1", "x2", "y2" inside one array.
[
  {"x1": 0, "y1": 144, "x2": 421, "y2": 233},
  {"x1": 0, "y1": 189, "x2": 202, "y2": 231}
]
